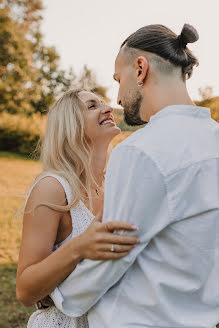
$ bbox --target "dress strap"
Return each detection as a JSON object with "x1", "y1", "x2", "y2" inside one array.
[{"x1": 25, "y1": 173, "x2": 72, "y2": 207}]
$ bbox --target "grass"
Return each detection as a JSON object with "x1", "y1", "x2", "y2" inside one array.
[
  {"x1": 0, "y1": 132, "x2": 131, "y2": 327},
  {"x1": 0, "y1": 151, "x2": 42, "y2": 327},
  {"x1": 0, "y1": 263, "x2": 34, "y2": 328}
]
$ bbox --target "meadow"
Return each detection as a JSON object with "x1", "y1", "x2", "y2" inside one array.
[{"x1": 0, "y1": 132, "x2": 131, "y2": 328}]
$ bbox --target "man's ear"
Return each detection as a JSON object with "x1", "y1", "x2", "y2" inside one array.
[{"x1": 135, "y1": 56, "x2": 149, "y2": 84}]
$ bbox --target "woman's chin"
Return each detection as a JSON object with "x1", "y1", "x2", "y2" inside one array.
[
  {"x1": 110, "y1": 125, "x2": 121, "y2": 137},
  {"x1": 103, "y1": 126, "x2": 121, "y2": 144}
]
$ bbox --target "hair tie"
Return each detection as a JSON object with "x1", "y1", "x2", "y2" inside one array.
[{"x1": 177, "y1": 34, "x2": 188, "y2": 49}]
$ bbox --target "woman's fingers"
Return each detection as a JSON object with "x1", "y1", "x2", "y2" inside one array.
[
  {"x1": 98, "y1": 244, "x2": 135, "y2": 253},
  {"x1": 97, "y1": 232, "x2": 138, "y2": 245},
  {"x1": 104, "y1": 220, "x2": 138, "y2": 232}
]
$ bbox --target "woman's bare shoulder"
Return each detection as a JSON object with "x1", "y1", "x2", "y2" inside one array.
[{"x1": 26, "y1": 176, "x2": 67, "y2": 209}]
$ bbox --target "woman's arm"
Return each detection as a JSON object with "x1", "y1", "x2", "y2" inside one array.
[
  {"x1": 16, "y1": 177, "x2": 138, "y2": 307},
  {"x1": 16, "y1": 177, "x2": 83, "y2": 306}
]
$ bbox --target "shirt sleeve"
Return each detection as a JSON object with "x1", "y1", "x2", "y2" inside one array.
[{"x1": 50, "y1": 144, "x2": 170, "y2": 317}]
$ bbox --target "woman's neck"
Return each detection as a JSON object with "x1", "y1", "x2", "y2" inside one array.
[{"x1": 90, "y1": 142, "x2": 108, "y2": 187}]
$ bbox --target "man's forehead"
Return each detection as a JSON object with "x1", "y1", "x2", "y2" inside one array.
[{"x1": 114, "y1": 49, "x2": 125, "y2": 76}]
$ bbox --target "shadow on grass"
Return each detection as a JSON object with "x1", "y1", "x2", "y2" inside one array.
[{"x1": 0, "y1": 263, "x2": 35, "y2": 328}]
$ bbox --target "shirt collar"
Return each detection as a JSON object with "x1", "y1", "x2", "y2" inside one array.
[{"x1": 149, "y1": 105, "x2": 211, "y2": 124}]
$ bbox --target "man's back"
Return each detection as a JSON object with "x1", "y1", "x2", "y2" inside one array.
[
  {"x1": 51, "y1": 104, "x2": 219, "y2": 328},
  {"x1": 88, "y1": 105, "x2": 219, "y2": 327}
]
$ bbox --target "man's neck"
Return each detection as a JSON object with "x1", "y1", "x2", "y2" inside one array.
[{"x1": 141, "y1": 79, "x2": 195, "y2": 122}]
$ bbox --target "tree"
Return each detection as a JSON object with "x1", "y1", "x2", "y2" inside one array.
[
  {"x1": 0, "y1": 0, "x2": 109, "y2": 116},
  {"x1": 0, "y1": 5, "x2": 41, "y2": 114},
  {"x1": 0, "y1": 0, "x2": 76, "y2": 115}
]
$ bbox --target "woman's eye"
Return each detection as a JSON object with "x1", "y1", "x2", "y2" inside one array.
[{"x1": 88, "y1": 105, "x2": 95, "y2": 109}]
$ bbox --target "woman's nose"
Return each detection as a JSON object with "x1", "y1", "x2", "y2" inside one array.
[{"x1": 102, "y1": 104, "x2": 113, "y2": 114}]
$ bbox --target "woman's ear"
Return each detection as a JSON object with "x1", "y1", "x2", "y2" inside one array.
[{"x1": 135, "y1": 56, "x2": 149, "y2": 84}]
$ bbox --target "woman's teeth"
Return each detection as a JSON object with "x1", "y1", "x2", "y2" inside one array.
[{"x1": 101, "y1": 120, "x2": 114, "y2": 126}]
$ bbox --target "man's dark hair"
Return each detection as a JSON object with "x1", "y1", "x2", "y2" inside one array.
[{"x1": 121, "y1": 24, "x2": 199, "y2": 79}]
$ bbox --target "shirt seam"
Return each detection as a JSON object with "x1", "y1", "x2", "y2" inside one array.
[
  {"x1": 118, "y1": 138, "x2": 219, "y2": 177},
  {"x1": 166, "y1": 156, "x2": 219, "y2": 177}
]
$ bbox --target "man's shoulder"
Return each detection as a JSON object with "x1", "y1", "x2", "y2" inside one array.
[
  {"x1": 113, "y1": 116, "x2": 219, "y2": 177},
  {"x1": 115, "y1": 127, "x2": 148, "y2": 152}
]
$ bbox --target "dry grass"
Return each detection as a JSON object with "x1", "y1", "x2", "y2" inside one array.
[
  {"x1": 0, "y1": 152, "x2": 42, "y2": 265},
  {"x1": 0, "y1": 152, "x2": 42, "y2": 327}
]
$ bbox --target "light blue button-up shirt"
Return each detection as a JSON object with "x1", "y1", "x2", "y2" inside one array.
[{"x1": 51, "y1": 105, "x2": 219, "y2": 328}]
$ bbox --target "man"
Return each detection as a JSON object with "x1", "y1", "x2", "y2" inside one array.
[{"x1": 51, "y1": 24, "x2": 219, "y2": 328}]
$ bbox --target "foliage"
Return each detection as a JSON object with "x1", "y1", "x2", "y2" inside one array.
[
  {"x1": 76, "y1": 64, "x2": 110, "y2": 103},
  {"x1": 0, "y1": 107, "x2": 135, "y2": 156},
  {"x1": 0, "y1": 0, "x2": 109, "y2": 117},
  {"x1": 0, "y1": 112, "x2": 45, "y2": 155},
  {"x1": 0, "y1": 5, "x2": 42, "y2": 115}
]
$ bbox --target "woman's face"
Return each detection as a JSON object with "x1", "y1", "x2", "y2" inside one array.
[{"x1": 79, "y1": 91, "x2": 120, "y2": 144}]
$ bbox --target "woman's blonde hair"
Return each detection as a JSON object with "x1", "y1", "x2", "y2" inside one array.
[{"x1": 32, "y1": 88, "x2": 99, "y2": 213}]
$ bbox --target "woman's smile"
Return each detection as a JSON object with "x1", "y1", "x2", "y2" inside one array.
[{"x1": 99, "y1": 116, "x2": 115, "y2": 126}]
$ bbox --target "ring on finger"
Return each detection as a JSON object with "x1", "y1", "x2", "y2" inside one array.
[{"x1": 111, "y1": 244, "x2": 115, "y2": 252}]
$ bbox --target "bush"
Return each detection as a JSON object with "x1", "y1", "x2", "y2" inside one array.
[{"x1": 0, "y1": 112, "x2": 46, "y2": 156}]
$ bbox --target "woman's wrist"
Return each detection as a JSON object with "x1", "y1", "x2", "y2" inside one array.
[{"x1": 68, "y1": 236, "x2": 84, "y2": 264}]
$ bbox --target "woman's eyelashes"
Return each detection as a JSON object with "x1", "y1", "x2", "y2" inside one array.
[
  {"x1": 87, "y1": 100, "x2": 104, "y2": 110},
  {"x1": 88, "y1": 104, "x2": 96, "y2": 109}
]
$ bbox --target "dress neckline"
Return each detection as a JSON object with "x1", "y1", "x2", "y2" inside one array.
[{"x1": 79, "y1": 200, "x2": 95, "y2": 218}]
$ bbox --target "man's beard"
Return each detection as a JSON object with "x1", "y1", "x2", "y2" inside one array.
[{"x1": 123, "y1": 91, "x2": 147, "y2": 126}]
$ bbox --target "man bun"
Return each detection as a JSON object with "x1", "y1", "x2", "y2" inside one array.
[{"x1": 178, "y1": 24, "x2": 199, "y2": 48}]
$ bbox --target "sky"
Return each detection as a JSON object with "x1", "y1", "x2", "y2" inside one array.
[{"x1": 41, "y1": 0, "x2": 219, "y2": 107}]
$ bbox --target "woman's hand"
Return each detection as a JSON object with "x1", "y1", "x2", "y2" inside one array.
[{"x1": 77, "y1": 211, "x2": 139, "y2": 260}]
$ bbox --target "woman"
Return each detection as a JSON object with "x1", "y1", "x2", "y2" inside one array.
[{"x1": 16, "y1": 89, "x2": 138, "y2": 327}]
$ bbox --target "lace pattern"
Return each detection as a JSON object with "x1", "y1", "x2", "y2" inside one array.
[{"x1": 27, "y1": 306, "x2": 89, "y2": 328}]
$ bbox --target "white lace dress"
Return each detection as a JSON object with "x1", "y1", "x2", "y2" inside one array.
[{"x1": 26, "y1": 173, "x2": 94, "y2": 328}]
